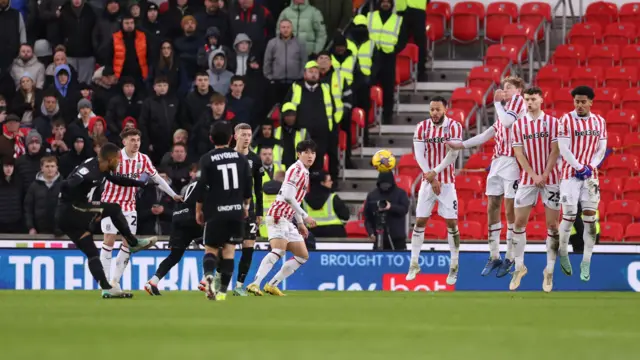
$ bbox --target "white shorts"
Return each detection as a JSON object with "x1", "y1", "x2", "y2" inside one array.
[
  {"x1": 485, "y1": 156, "x2": 520, "y2": 198},
  {"x1": 514, "y1": 185, "x2": 561, "y2": 210},
  {"x1": 101, "y1": 211, "x2": 137, "y2": 235},
  {"x1": 560, "y1": 178, "x2": 600, "y2": 211},
  {"x1": 416, "y1": 182, "x2": 459, "y2": 220},
  {"x1": 265, "y1": 216, "x2": 304, "y2": 243}
]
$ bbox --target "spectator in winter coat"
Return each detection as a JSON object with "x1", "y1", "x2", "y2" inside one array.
[
  {"x1": 233, "y1": 33, "x2": 253, "y2": 76},
  {"x1": 139, "y1": 76, "x2": 180, "y2": 164},
  {"x1": 65, "y1": 98, "x2": 95, "y2": 148},
  {"x1": 92, "y1": 0, "x2": 122, "y2": 65},
  {"x1": 105, "y1": 76, "x2": 143, "y2": 139},
  {"x1": 190, "y1": 92, "x2": 235, "y2": 157},
  {"x1": 0, "y1": 156, "x2": 23, "y2": 233},
  {"x1": 37, "y1": 0, "x2": 66, "y2": 46},
  {"x1": 364, "y1": 171, "x2": 409, "y2": 250},
  {"x1": 46, "y1": 119, "x2": 69, "y2": 156},
  {"x1": 229, "y1": 0, "x2": 274, "y2": 59},
  {"x1": 207, "y1": 49, "x2": 233, "y2": 95},
  {"x1": 140, "y1": 3, "x2": 165, "y2": 63},
  {"x1": 278, "y1": 0, "x2": 327, "y2": 57},
  {"x1": 310, "y1": 0, "x2": 352, "y2": 45},
  {"x1": 33, "y1": 91, "x2": 63, "y2": 140},
  {"x1": 196, "y1": 26, "x2": 236, "y2": 73},
  {"x1": 58, "y1": 134, "x2": 90, "y2": 177},
  {"x1": 122, "y1": 116, "x2": 137, "y2": 130},
  {"x1": 44, "y1": 47, "x2": 79, "y2": 89},
  {"x1": 304, "y1": 171, "x2": 349, "y2": 237},
  {"x1": 91, "y1": 66, "x2": 120, "y2": 117},
  {"x1": 150, "y1": 41, "x2": 183, "y2": 96},
  {"x1": 11, "y1": 73, "x2": 43, "y2": 127},
  {"x1": 129, "y1": 0, "x2": 143, "y2": 26},
  {"x1": 24, "y1": 155, "x2": 62, "y2": 234},
  {"x1": 160, "y1": 142, "x2": 191, "y2": 193},
  {"x1": 88, "y1": 115, "x2": 108, "y2": 139},
  {"x1": 48, "y1": 64, "x2": 81, "y2": 123},
  {"x1": 106, "y1": 15, "x2": 150, "y2": 86},
  {"x1": 0, "y1": 0, "x2": 26, "y2": 75},
  {"x1": 0, "y1": 114, "x2": 26, "y2": 159},
  {"x1": 174, "y1": 15, "x2": 205, "y2": 91},
  {"x1": 180, "y1": 71, "x2": 214, "y2": 131},
  {"x1": 226, "y1": 75, "x2": 254, "y2": 127},
  {"x1": 251, "y1": 121, "x2": 276, "y2": 153},
  {"x1": 196, "y1": 0, "x2": 230, "y2": 46},
  {"x1": 10, "y1": 43, "x2": 46, "y2": 89},
  {"x1": 15, "y1": 129, "x2": 48, "y2": 191},
  {"x1": 55, "y1": 0, "x2": 97, "y2": 84},
  {"x1": 137, "y1": 169, "x2": 174, "y2": 235},
  {"x1": 163, "y1": 0, "x2": 195, "y2": 39}
]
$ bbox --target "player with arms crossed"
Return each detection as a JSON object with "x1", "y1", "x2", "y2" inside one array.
[
  {"x1": 55, "y1": 143, "x2": 157, "y2": 298},
  {"x1": 195, "y1": 121, "x2": 253, "y2": 301},
  {"x1": 247, "y1": 140, "x2": 318, "y2": 296},
  {"x1": 557, "y1": 86, "x2": 607, "y2": 282},
  {"x1": 509, "y1": 87, "x2": 561, "y2": 291},
  {"x1": 447, "y1": 76, "x2": 526, "y2": 277},
  {"x1": 99, "y1": 128, "x2": 182, "y2": 294},
  {"x1": 406, "y1": 96, "x2": 463, "y2": 285}
]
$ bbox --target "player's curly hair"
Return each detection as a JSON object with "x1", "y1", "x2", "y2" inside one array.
[
  {"x1": 571, "y1": 85, "x2": 595, "y2": 100},
  {"x1": 502, "y1": 76, "x2": 525, "y2": 90}
]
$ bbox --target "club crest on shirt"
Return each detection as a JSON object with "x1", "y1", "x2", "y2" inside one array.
[
  {"x1": 78, "y1": 167, "x2": 89, "y2": 175},
  {"x1": 136, "y1": 162, "x2": 142, "y2": 170},
  {"x1": 248, "y1": 159, "x2": 253, "y2": 169}
]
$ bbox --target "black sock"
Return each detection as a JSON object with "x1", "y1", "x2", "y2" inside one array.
[
  {"x1": 89, "y1": 257, "x2": 112, "y2": 289},
  {"x1": 102, "y1": 203, "x2": 139, "y2": 246},
  {"x1": 237, "y1": 247, "x2": 254, "y2": 284},
  {"x1": 219, "y1": 258, "x2": 234, "y2": 293},
  {"x1": 155, "y1": 248, "x2": 186, "y2": 280},
  {"x1": 203, "y1": 252, "x2": 218, "y2": 277}
]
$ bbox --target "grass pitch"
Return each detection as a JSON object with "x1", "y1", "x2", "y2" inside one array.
[{"x1": 1, "y1": 291, "x2": 638, "y2": 360}]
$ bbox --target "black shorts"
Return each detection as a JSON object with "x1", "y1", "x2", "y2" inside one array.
[
  {"x1": 56, "y1": 204, "x2": 102, "y2": 241},
  {"x1": 203, "y1": 219, "x2": 244, "y2": 247},
  {"x1": 243, "y1": 216, "x2": 258, "y2": 241},
  {"x1": 169, "y1": 222, "x2": 203, "y2": 249}
]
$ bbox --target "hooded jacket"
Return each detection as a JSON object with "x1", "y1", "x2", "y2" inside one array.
[
  {"x1": 226, "y1": 91, "x2": 254, "y2": 127},
  {"x1": 0, "y1": 168, "x2": 23, "y2": 227},
  {"x1": 233, "y1": 33, "x2": 253, "y2": 76},
  {"x1": 207, "y1": 48, "x2": 234, "y2": 95},
  {"x1": 10, "y1": 56, "x2": 46, "y2": 89},
  {"x1": 92, "y1": 5, "x2": 122, "y2": 64},
  {"x1": 229, "y1": 1, "x2": 273, "y2": 56},
  {"x1": 195, "y1": 5, "x2": 230, "y2": 46},
  {"x1": 87, "y1": 116, "x2": 108, "y2": 137},
  {"x1": 173, "y1": 30, "x2": 205, "y2": 82},
  {"x1": 197, "y1": 26, "x2": 236, "y2": 72},
  {"x1": 180, "y1": 84, "x2": 214, "y2": 132},
  {"x1": 44, "y1": 62, "x2": 79, "y2": 89},
  {"x1": 363, "y1": 171, "x2": 409, "y2": 239},
  {"x1": 105, "y1": 81, "x2": 143, "y2": 136},
  {"x1": 304, "y1": 180, "x2": 350, "y2": 238},
  {"x1": 0, "y1": 0, "x2": 24, "y2": 72},
  {"x1": 15, "y1": 143, "x2": 48, "y2": 191},
  {"x1": 56, "y1": 0, "x2": 97, "y2": 58},
  {"x1": 138, "y1": 90, "x2": 180, "y2": 159},
  {"x1": 263, "y1": 32, "x2": 307, "y2": 81},
  {"x1": 24, "y1": 171, "x2": 63, "y2": 233},
  {"x1": 277, "y1": 0, "x2": 327, "y2": 56},
  {"x1": 33, "y1": 97, "x2": 62, "y2": 140},
  {"x1": 59, "y1": 134, "x2": 92, "y2": 177},
  {"x1": 49, "y1": 64, "x2": 81, "y2": 123}
]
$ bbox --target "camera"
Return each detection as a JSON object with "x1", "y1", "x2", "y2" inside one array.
[
  {"x1": 0, "y1": 105, "x2": 6, "y2": 113},
  {"x1": 374, "y1": 200, "x2": 389, "y2": 249},
  {"x1": 377, "y1": 200, "x2": 387, "y2": 209}
]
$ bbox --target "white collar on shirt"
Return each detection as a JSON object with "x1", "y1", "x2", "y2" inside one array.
[
  {"x1": 431, "y1": 116, "x2": 450, "y2": 128},
  {"x1": 570, "y1": 110, "x2": 592, "y2": 120},
  {"x1": 525, "y1": 110, "x2": 545, "y2": 122},
  {"x1": 121, "y1": 148, "x2": 137, "y2": 161}
]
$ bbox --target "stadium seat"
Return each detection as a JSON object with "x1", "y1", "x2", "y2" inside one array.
[
  {"x1": 369, "y1": 85, "x2": 383, "y2": 125},
  {"x1": 606, "y1": 109, "x2": 638, "y2": 133},
  {"x1": 619, "y1": 3, "x2": 640, "y2": 24},
  {"x1": 396, "y1": 44, "x2": 418, "y2": 85},
  {"x1": 540, "y1": 87, "x2": 554, "y2": 109},
  {"x1": 603, "y1": 23, "x2": 637, "y2": 46},
  {"x1": 465, "y1": 199, "x2": 488, "y2": 227},
  {"x1": 269, "y1": 105, "x2": 281, "y2": 128},
  {"x1": 545, "y1": 109, "x2": 565, "y2": 118},
  {"x1": 536, "y1": 64, "x2": 571, "y2": 89},
  {"x1": 485, "y1": 2, "x2": 518, "y2": 43},
  {"x1": 481, "y1": 136, "x2": 496, "y2": 153},
  {"x1": 584, "y1": 1, "x2": 619, "y2": 30},
  {"x1": 484, "y1": 44, "x2": 519, "y2": 71},
  {"x1": 426, "y1": 2, "x2": 451, "y2": 44},
  {"x1": 567, "y1": 23, "x2": 602, "y2": 52},
  {"x1": 621, "y1": 88, "x2": 640, "y2": 115},
  {"x1": 586, "y1": 44, "x2": 620, "y2": 67},
  {"x1": 397, "y1": 154, "x2": 421, "y2": 180},
  {"x1": 394, "y1": 174, "x2": 413, "y2": 196},
  {"x1": 570, "y1": 66, "x2": 603, "y2": 88},
  {"x1": 467, "y1": 65, "x2": 502, "y2": 100},
  {"x1": 450, "y1": 87, "x2": 485, "y2": 128},
  {"x1": 531, "y1": 201, "x2": 545, "y2": 222},
  {"x1": 345, "y1": 220, "x2": 368, "y2": 238},
  {"x1": 592, "y1": 88, "x2": 620, "y2": 114},
  {"x1": 621, "y1": 44, "x2": 640, "y2": 69},
  {"x1": 458, "y1": 220, "x2": 484, "y2": 240},
  {"x1": 623, "y1": 132, "x2": 640, "y2": 157},
  {"x1": 445, "y1": 108, "x2": 466, "y2": 124},
  {"x1": 604, "y1": 66, "x2": 638, "y2": 91},
  {"x1": 526, "y1": 221, "x2": 548, "y2": 241},
  {"x1": 463, "y1": 152, "x2": 492, "y2": 171},
  {"x1": 601, "y1": 154, "x2": 640, "y2": 177},
  {"x1": 600, "y1": 176, "x2": 623, "y2": 203},
  {"x1": 607, "y1": 132, "x2": 623, "y2": 152},
  {"x1": 455, "y1": 175, "x2": 485, "y2": 199},
  {"x1": 501, "y1": 22, "x2": 534, "y2": 55},
  {"x1": 600, "y1": 222, "x2": 624, "y2": 242},
  {"x1": 519, "y1": 2, "x2": 552, "y2": 40},
  {"x1": 599, "y1": 201, "x2": 607, "y2": 219},
  {"x1": 552, "y1": 88, "x2": 575, "y2": 112},
  {"x1": 606, "y1": 200, "x2": 640, "y2": 230},
  {"x1": 551, "y1": 44, "x2": 586, "y2": 67},
  {"x1": 424, "y1": 220, "x2": 448, "y2": 240},
  {"x1": 623, "y1": 176, "x2": 640, "y2": 201},
  {"x1": 451, "y1": 2, "x2": 485, "y2": 47},
  {"x1": 624, "y1": 223, "x2": 640, "y2": 242}
]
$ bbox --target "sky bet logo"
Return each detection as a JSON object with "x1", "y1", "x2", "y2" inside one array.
[
  {"x1": 628, "y1": 262, "x2": 640, "y2": 292},
  {"x1": 383, "y1": 274, "x2": 454, "y2": 292}
]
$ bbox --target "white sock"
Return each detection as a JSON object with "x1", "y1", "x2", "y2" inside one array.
[
  {"x1": 488, "y1": 223, "x2": 502, "y2": 259},
  {"x1": 513, "y1": 226, "x2": 526, "y2": 270},
  {"x1": 410, "y1": 226, "x2": 425, "y2": 263},
  {"x1": 236, "y1": 281, "x2": 244, "y2": 289},
  {"x1": 112, "y1": 246, "x2": 131, "y2": 283},
  {"x1": 505, "y1": 223, "x2": 515, "y2": 260},
  {"x1": 546, "y1": 231, "x2": 559, "y2": 273},
  {"x1": 150, "y1": 275, "x2": 160, "y2": 285},
  {"x1": 558, "y1": 218, "x2": 574, "y2": 257},
  {"x1": 582, "y1": 215, "x2": 597, "y2": 263},
  {"x1": 251, "y1": 250, "x2": 283, "y2": 286},
  {"x1": 268, "y1": 256, "x2": 307, "y2": 286},
  {"x1": 447, "y1": 226, "x2": 460, "y2": 267},
  {"x1": 100, "y1": 244, "x2": 113, "y2": 279}
]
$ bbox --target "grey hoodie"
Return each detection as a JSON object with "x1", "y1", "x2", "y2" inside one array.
[
  {"x1": 263, "y1": 34, "x2": 307, "y2": 82},
  {"x1": 207, "y1": 48, "x2": 234, "y2": 95},
  {"x1": 10, "y1": 56, "x2": 46, "y2": 89},
  {"x1": 233, "y1": 33, "x2": 252, "y2": 76},
  {"x1": 36, "y1": 172, "x2": 61, "y2": 189}
]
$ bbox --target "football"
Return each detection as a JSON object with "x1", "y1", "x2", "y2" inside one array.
[{"x1": 372, "y1": 149, "x2": 396, "y2": 172}]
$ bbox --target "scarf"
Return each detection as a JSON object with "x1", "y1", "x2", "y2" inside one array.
[{"x1": 3, "y1": 126, "x2": 25, "y2": 158}]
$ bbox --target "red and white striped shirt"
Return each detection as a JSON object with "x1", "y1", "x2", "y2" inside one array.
[
  {"x1": 267, "y1": 160, "x2": 309, "y2": 221},
  {"x1": 101, "y1": 149, "x2": 157, "y2": 212},
  {"x1": 558, "y1": 111, "x2": 607, "y2": 180},
  {"x1": 413, "y1": 116, "x2": 463, "y2": 184},
  {"x1": 512, "y1": 111, "x2": 560, "y2": 186},
  {"x1": 492, "y1": 94, "x2": 526, "y2": 158}
]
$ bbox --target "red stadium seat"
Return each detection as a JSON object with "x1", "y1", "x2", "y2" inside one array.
[
  {"x1": 624, "y1": 223, "x2": 640, "y2": 242},
  {"x1": 501, "y1": 23, "x2": 534, "y2": 61},
  {"x1": 397, "y1": 154, "x2": 421, "y2": 180},
  {"x1": 451, "y1": 2, "x2": 485, "y2": 44},
  {"x1": 599, "y1": 222, "x2": 624, "y2": 242},
  {"x1": 600, "y1": 176, "x2": 624, "y2": 203},
  {"x1": 606, "y1": 200, "x2": 640, "y2": 230},
  {"x1": 463, "y1": 152, "x2": 492, "y2": 171},
  {"x1": 545, "y1": 109, "x2": 565, "y2": 118},
  {"x1": 445, "y1": 108, "x2": 466, "y2": 124},
  {"x1": 465, "y1": 199, "x2": 488, "y2": 228},
  {"x1": 536, "y1": 64, "x2": 571, "y2": 89},
  {"x1": 592, "y1": 88, "x2": 620, "y2": 114},
  {"x1": 619, "y1": 3, "x2": 640, "y2": 24},
  {"x1": 567, "y1": 23, "x2": 602, "y2": 52},
  {"x1": 551, "y1": 44, "x2": 586, "y2": 67},
  {"x1": 620, "y1": 44, "x2": 640, "y2": 69},
  {"x1": 599, "y1": 201, "x2": 607, "y2": 219},
  {"x1": 604, "y1": 66, "x2": 638, "y2": 91},
  {"x1": 586, "y1": 44, "x2": 620, "y2": 67},
  {"x1": 345, "y1": 220, "x2": 369, "y2": 238},
  {"x1": 484, "y1": 44, "x2": 518, "y2": 72},
  {"x1": 423, "y1": 220, "x2": 447, "y2": 240},
  {"x1": 623, "y1": 132, "x2": 640, "y2": 157},
  {"x1": 519, "y1": 2, "x2": 552, "y2": 40},
  {"x1": 552, "y1": 88, "x2": 574, "y2": 112},
  {"x1": 159, "y1": 1, "x2": 169, "y2": 14},
  {"x1": 459, "y1": 220, "x2": 484, "y2": 240},
  {"x1": 606, "y1": 109, "x2": 638, "y2": 133},
  {"x1": 608, "y1": 132, "x2": 623, "y2": 152},
  {"x1": 603, "y1": 23, "x2": 637, "y2": 46},
  {"x1": 467, "y1": 65, "x2": 502, "y2": 97},
  {"x1": 601, "y1": 154, "x2": 640, "y2": 177},
  {"x1": 352, "y1": 107, "x2": 365, "y2": 129},
  {"x1": 485, "y1": 2, "x2": 518, "y2": 43},
  {"x1": 481, "y1": 136, "x2": 496, "y2": 153},
  {"x1": 624, "y1": 177, "x2": 640, "y2": 202},
  {"x1": 455, "y1": 175, "x2": 485, "y2": 199},
  {"x1": 369, "y1": 85, "x2": 383, "y2": 125},
  {"x1": 570, "y1": 66, "x2": 603, "y2": 88},
  {"x1": 426, "y1": 2, "x2": 451, "y2": 43},
  {"x1": 396, "y1": 44, "x2": 419, "y2": 85},
  {"x1": 450, "y1": 87, "x2": 485, "y2": 128},
  {"x1": 526, "y1": 221, "x2": 548, "y2": 241},
  {"x1": 621, "y1": 88, "x2": 640, "y2": 115},
  {"x1": 323, "y1": 154, "x2": 329, "y2": 172},
  {"x1": 584, "y1": 1, "x2": 619, "y2": 30},
  {"x1": 394, "y1": 175, "x2": 413, "y2": 196}
]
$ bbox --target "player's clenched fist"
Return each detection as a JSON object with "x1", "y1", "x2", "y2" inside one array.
[{"x1": 494, "y1": 89, "x2": 506, "y2": 103}]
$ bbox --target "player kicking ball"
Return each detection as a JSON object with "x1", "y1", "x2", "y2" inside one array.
[
  {"x1": 247, "y1": 140, "x2": 317, "y2": 296},
  {"x1": 509, "y1": 87, "x2": 561, "y2": 291},
  {"x1": 406, "y1": 96, "x2": 463, "y2": 285},
  {"x1": 557, "y1": 86, "x2": 607, "y2": 282},
  {"x1": 447, "y1": 76, "x2": 526, "y2": 277}
]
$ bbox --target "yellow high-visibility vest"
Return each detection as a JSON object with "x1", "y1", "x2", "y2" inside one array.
[
  {"x1": 328, "y1": 70, "x2": 346, "y2": 124},
  {"x1": 272, "y1": 127, "x2": 308, "y2": 166},
  {"x1": 303, "y1": 193, "x2": 343, "y2": 226},
  {"x1": 367, "y1": 11, "x2": 403, "y2": 54},
  {"x1": 396, "y1": 0, "x2": 427, "y2": 12},
  {"x1": 261, "y1": 163, "x2": 286, "y2": 186},
  {"x1": 331, "y1": 54, "x2": 356, "y2": 85},
  {"x1": 291, "y1": 82, "x2": 343, "y2": 130},
  {"x1": 259, "y1": 192, "x2": 278, "y2": 238},
  {"x1": 570, "y1": 210, "x2": 601, "y2": 235}
]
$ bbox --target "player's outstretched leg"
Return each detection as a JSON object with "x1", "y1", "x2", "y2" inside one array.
[
  {"x1": 248, "y1": 247, "x2": 285, "y2": 296},
  {"x1": 111, "y1": 246, "x2": 131, "y2": 291},
  {"x1": 234, "y1": 246, "x2": 254, "y2": 296},
  {"x1": 482, "y1": 194, "x2": 504, "y2": 276},
  {"x1": 203, "y1": 250, "x2": 220, "y2": 300},
  {"x1": 509, "y1": 226, "x2": 528, "y2": 291},
  {"x1": 216, "y1": 252, "x2": 235, "y2": 301},
  {"x1": 407, "y1": 220, "x2": 426, "y2": 281},
  {"x1": 580, "y1": 212, "x2": 597, "y2": 282},
  {"x1": 445, "y1": 222, "x2": 460, "y2": 285},
  {"x1": 264, "y1": 241, "x2": 309, "y2": 296},
  {"x1": 145, "y1": 248, "x2": 187, "y2": 296},
  {"x1": 558, "y1": 210, "x2": 576, "y2": 276},
  {"x1": 101, "y1": 203, "x2": 157, "y2": 252},
  {"x1": 75, "y1": 232, "x2": 129, "y2": 298},
  {"x1": 544, "y1": 230, "x2": 559, "y2": 292}
]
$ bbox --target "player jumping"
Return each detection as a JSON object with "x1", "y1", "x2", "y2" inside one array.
[
  {"x1": 557, "y1": 86, "x2": 607, "y2": 282},
  {"x1": 447, "y1": 76, "x2": 526, "y2": 277},
  {"x1": 55, "y1": 143, "x2": 157, "y2": 298},
  {"x1": 509, "y1": 87, "x2": 561, "y2": 291},
  {"x1": 406, "y1": 96, "x2": 463, "y2": 285},
  {"x1": 247, "y1": 140, "x2": 318, "y2": 296},
  {"x1": 99, "y1": 128, "x2": 182, "y2": 294}
]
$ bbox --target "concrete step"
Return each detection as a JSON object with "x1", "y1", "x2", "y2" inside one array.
[
  {"x1": 340, "y1": 169, "x2": 379, "y2": 180},
  {"x1": 375, "y1": 125, "x2": 415, "y2": 135},
  {"x1": 341, "y1": 178, "x2": 378, "y2": 192},
  {"x1": 400, "y1": 81, "x2": 463, "y2": 92},
  {"x1": 336, "y1": 191, "x2": 368, "y2": 203},
  {"x1": 352, "y1": 147, "x2": 412, "y2": 157},
  {"x1": 396, "y1": 103, "x2": 429, "y2": 114}
]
